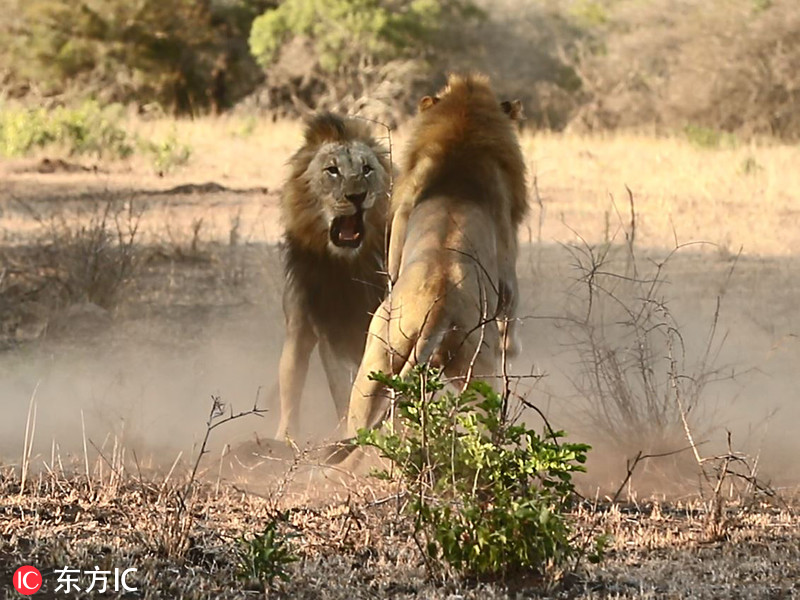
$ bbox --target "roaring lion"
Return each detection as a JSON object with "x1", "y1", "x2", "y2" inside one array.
[
  {"x1": 275, "y1": 113, "x2": 392, "y2": 441},
  {"x1": 344, "y1": 73, "x2": 529, "y2": 438}
]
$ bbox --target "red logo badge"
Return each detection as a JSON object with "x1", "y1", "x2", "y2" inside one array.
[{"x1": 13, "y1": 566, "x2": 42, "y2": 595}]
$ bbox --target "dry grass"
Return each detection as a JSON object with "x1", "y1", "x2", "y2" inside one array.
[
  {"x1": 1, "y1": 458, "x2": 797, "y2": 599},
  {"x1": 1, "y1": 115, "x2": 799, "y2": 597},
  {"x1": 124, "y1": 116, "x2": 303, "y2": 189},
  {"x1": 3, "y1": 115, "x2": 800, "y2": 255},
  {"x1": 522, "y1": 132, "x2": 800, "y2": 257}
]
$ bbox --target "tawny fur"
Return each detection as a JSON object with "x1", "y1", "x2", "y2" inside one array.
[
  {"x1": 344, "y1": 73, "x2": 529, "y2": 440},
  {"x1": 276, "y1": 113, "x2": 392, "y2": 441},
  {"x1": 387, "y1": 74, "x2": 528, "y2": 356}
]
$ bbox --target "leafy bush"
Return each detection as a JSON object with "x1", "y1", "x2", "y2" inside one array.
[
  {"x1": 248, "y1": 0, "x2": 482, "y2": 121},
  {"x1": 250, "y1": 0, "x2": 480, "y2": 72},
  {"x1": 4, "y1": 0, "x2": 272, "y2": 115},
  {"x1": 141, "y1": 130, "x2": 192, "y2": 174},
  {"x1": 357, "y1": 366, "x2": 593, "y2": 578},
  {"x1": 684, "y1": 124, "x2": 737, "y2": 149},
  {"x1": 0, "y1": 101, "x2": 133, "y2": 158},
  {"x1": 237, "y1": 514, "x2": 297, "y2": 586},
  {"x1": 0, "y1": 101, "x2": 194, "y2": 172}
]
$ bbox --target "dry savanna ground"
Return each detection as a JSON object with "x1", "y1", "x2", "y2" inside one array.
[{"x1": 1, "y1": 116, "x2": 799, "y2": 598}]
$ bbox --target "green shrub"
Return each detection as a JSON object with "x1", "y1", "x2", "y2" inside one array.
[
  {"x1": 684, "y1": 124, "x2": 737, "y2": 149},
  {"x1": 0, "y1": 101, "x2": 197, "y2": 168},
  {"x1": 357, "y1": 366, "x2": 594, "y2": 578},
  {"x1": 0, "y1": 107, "x2": 54, "y2": 156},
  {"x1": 569, "y1": 0, "x2": 609, "y2": 27},
  {"x1": 740, "y1": 155, "x2": 763, "y2": 175},
  {"x1": 0, "y1": 101, "x2": 133, "y2": 158},
  {"x1": 237, "y1": 514, "x2": 297, "y2": 587},
  {"x1": 141, "y1": 130, "x2": 192, "y2": 174},
  {"x1": 6, "y1": 0, "x2": 270, "y2": 115},
  {"x1": 249, "y1": 0, "x2": 481, "y2": 72}
]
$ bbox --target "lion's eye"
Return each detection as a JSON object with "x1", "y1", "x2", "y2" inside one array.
[
  {"x1": 362, "y1": 164, "x2": 373, "y2": 175},
  {"x1": 325, "y1": 166, "x2": 340, "y2": 176}
]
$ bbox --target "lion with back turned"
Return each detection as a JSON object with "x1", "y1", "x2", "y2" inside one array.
[
  {"x1": 342, "y1": 73, "x2": 529, "y2": 441},
  {"x1": 275, "y1": 113, "x2": 392, "y2": 441}
]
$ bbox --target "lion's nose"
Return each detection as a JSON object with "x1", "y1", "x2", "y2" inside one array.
[{"x1": 346, "y1": 191, "x2": 367, "y2": 206}]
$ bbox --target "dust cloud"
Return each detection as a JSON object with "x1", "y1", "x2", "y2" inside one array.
[
  {"x1": 1, "y1": 243, "x2": 798, "y2": 497},
  {"x1": 506, "y1": 245, "x2": 800, "y2": 495},
  {"x1": 0, "y1": 291, "x2": 337, "y2": 472}
]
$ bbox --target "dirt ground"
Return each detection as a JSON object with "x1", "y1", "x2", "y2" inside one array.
[{"x1": 1, "y1": 126, "x2": 799, "y2": 597}]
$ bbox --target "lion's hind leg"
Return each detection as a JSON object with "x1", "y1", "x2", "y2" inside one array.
[
  {"x1": 347, "y1": 296, "x2": 449, "y2": 436},
  {"x1": 346, "y1": 300, "x2": 395, "y2": 437}
]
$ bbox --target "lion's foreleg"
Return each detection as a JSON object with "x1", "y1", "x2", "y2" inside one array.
[
  {"x1": 318, "y1": 338, "x2": 354, "y2": 436},
  {"x1": 276, "y1": 301, "x2": 317, "y2": 441},
  {"x1": 388, "y1": 155, "x2": 436, "y2": 281},
  {"x1": 387, "y1": 204, "x2": 410, "y2": 283}
]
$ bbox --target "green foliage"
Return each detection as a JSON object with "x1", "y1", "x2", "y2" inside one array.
[
  {"x1": 6, "y1": 0, "x2": 273, "y2": 115},
  {"x1": 237, "y1": 515, "x2": 298, "y2": 586},
  {"x1": 752, "y1": 0, "x2": 772, "y2": 12},
  {"x1": 249, "y1": 0, "x2": 482, "y2": 72},
  {"x1": 141, "y1": 130, "x2": 192, "y2": 174},
  {"x1": 232, "y1": 115, "x2": 259, "y2": 139},
  {"x1": 569, "y1": 0, "x2": 610, "y2": 27},
  {"x1": 0, "y1": 101, "x2": 133, "y2": 158},
  {"x1": 357, "y1": 366, "x2": 593, "y2": 578},
  {"x1": 0, "y1": 101, "x2": 194, "y2": 173},
  {"x1": 684, "y1": 124, "x2": 737, "y2": 149}
]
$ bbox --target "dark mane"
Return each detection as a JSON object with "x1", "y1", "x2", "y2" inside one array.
[
  {"x1": 283, "y1": 241, "x2": 386, "y2": 362},
  {"x1": 280, "y1": 113, "x2": 391, "y2": 361}
]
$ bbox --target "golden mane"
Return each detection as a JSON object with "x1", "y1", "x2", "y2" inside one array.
[{"x1": 396, "y1": 73, "x2": 528, "y2": 228}]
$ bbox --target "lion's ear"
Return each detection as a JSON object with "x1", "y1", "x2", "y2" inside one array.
[
  {"x1": 500, "y1": 99, "x2": 524, "y2": 121},
  {"x1": 418, "y1": 96, "x2": 440, "y2": 113}
]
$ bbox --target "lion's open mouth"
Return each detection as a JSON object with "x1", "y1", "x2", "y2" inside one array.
[{"x1": 330, "y1": 210, "x2": 365, "y2": 248}]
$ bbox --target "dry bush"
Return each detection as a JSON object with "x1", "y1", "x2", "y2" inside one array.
[
  {"x1": 28, "y1": 197, "x2": 143, "y2": 310},
  {"x1": 572, "y1": 0, "x2": 800, "y2": 139},
  {"x1": 450, "y1": 0, "x2": 587, "y2": 131},
  {"x1": 557, "y1": 195, "x2": 783, "y2": 540},
  {"x1": 562, "y1": 199, "x2": 734, "y2": 456},
  {"x1": 0, "y1": 195, "x2": 144, "y2": 343}
]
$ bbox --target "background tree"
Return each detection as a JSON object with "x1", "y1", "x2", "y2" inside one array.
[
  {"x1": 2, "y1": 0, "x2": 274, "y2": 115},
  {"x1": 247, "y1": 0, "x2": 484, "y2": 123}
]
